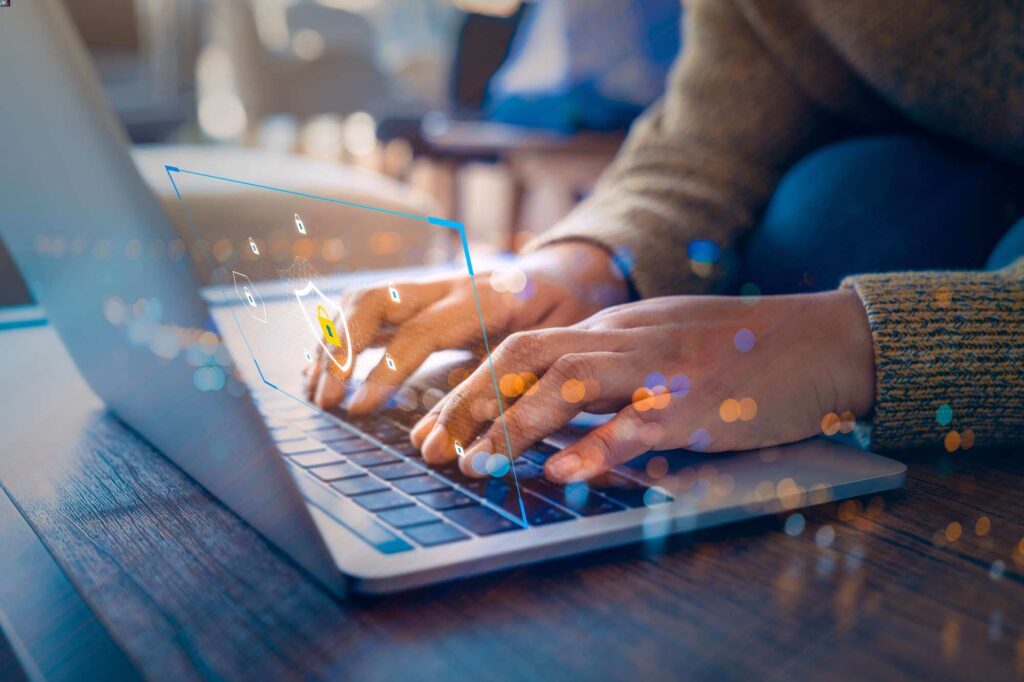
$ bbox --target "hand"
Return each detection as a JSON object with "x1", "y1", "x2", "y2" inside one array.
[
  {"x1": 411, "y1": 288, "x2": 876, "y2": 483},
  {"x1": 305, "y1": 242, "x2": 629, "y2": 413}
]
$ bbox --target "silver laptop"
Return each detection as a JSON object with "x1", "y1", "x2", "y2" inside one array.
[{"x1": 0, "y1": 0, "x2": 905, "y2": 596}]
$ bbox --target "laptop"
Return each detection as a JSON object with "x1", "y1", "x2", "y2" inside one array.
[{"x1": 0, "y1": 0, "x2": 906, "y2": 596}]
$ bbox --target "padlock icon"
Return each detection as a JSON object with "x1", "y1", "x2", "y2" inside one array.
[
  {"x1": 294, "y1": 213, "x2": 306, "y2": 235},
  {"x1": 249, "y1": 237, "x2": 259, "y2": 255},
  {"x1": 317, "y1": 305, "x2": 341, "y2": 347},
  {"x1": 385, "y1": 352, "x2": 396, "y2": 371},
  {"x1": 244, "y1": 286, "x2": 257, "y2": 307}
]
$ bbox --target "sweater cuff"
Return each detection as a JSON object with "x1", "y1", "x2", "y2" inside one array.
[{"x1": 841, "y1": 265, "x2": 1024, "y2": 451}]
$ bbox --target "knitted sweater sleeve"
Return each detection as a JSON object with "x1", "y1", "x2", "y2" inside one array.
[
  {"x1": 523, "y1": 0, "x2": 836, "y2": 297},
  {"x1": 842, "y1": 257, "x2": 1024, "y2": 451}
]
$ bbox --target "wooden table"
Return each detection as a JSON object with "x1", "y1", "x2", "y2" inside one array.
[{"x1": 2, "y1": 317, "x2": 1023, "y2": 681}]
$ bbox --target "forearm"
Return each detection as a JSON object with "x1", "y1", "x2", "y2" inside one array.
[{"x1": 526, "y1": 0, "x2": 837, "y2": 298}]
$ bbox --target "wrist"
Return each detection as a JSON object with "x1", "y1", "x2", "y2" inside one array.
[
  {"x1": 830, "y1": 288, "x2": 876, "y2": 417},
  {"x1": 521, "y1": 241, "x2": 631, "y2": 312}
]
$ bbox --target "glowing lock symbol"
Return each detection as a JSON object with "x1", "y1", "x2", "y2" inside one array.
[
  {"x1": 317, "y1": 305, "x2": 341, "y2": 347},
  {"x1": 294, "y1": 213, "x2": 306, "y2": 235},
  {"x1": 243, "y1": 286, "x2": 257, "y2": 308},
  {"x1": 249, "y1": 237, "x2": 259, "y2": 255},
  {"x1": 454, "y1": 441, "x2": 464, "y2": 457},
  {"x1": 385, "y1": 352, "x2": 396, "y2": 371}
]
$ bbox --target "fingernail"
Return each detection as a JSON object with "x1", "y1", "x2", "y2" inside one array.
[
  {"x1": 460, "y1": 437, "x2": 493, "y2": 477},
  {"x1": 410, "y1": 414, "x2": 438, "y2": 448},
  {"x1": 546, "y1": 453, "x2": 581, "y2": 482},
  {"x1": 421, "y1": 424, "x2": 450, "y2": 463}
]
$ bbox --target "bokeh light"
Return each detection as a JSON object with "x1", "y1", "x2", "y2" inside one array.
[
  {"x1": 370, "y1": 231, "x2": 402, "y2": 255},
  {"x1": 645, "y1": 455, "x2": 668, "y2": 479},
  {"x1": 500, "y1": 372, "x2": 525, "y2": 397},
  {"x1": 734, "y1": 328, "x2": 755, "y2": 352},
  {"x1": 784, "y1": 513, "x2": 806, "y2": 537},
  {"x1": 740, "y1": 282, "x2": 762, "y2": 305},
  {"x1": 632, "y1": 387, "x2": 654, "y2": 412},
  {"x1": 668, "y1": 374, "x2": 690, "y2": 396},
  {"x1": 689, "y1": 428, "x2": 710, "y2": 451},
  {"x1": 719, "y1": 398, "x2": 741, "y2": 423},
  {"x1": 821, "y1": 412, "x2": 841, "y2": 436},
  {"x1": 815, "y1": 525, "x2": 835, "y2": 547},
  {"x1": 561, "y1": 378, "x2": 586, "y2": 403},
  {"x1": 936, "y1": 403, "x2": 953, "y2": 426},
  {"x1": 486, "y1": 453, "x2": 511, "y2": 477},
  {"x1": 944, "y1": 430, "x2": 961, "y2": 452},
  {"x1": 739, "y1": 397, "x2": 758, "y2": 421}
]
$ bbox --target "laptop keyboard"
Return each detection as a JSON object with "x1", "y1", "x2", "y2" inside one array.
[{"x1": 251, "y1": 389, "x2": 672, "y2": 553}]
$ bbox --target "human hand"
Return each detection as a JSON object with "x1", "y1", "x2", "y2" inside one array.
[
  {"x1": 410, "y1": 288, "x2": 876, "y2": 483},
  {"x1": 305, "y1": 241, "x2": 629, "y2": 413}
]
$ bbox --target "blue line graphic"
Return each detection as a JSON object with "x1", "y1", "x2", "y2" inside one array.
[{"x1": 165, "y1": 166, "x2": 530, "y2": 528}]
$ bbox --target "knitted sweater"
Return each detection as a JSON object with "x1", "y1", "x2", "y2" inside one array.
[{"x1": 530, "y1": 0, "x2": 1024, "y2": 450}]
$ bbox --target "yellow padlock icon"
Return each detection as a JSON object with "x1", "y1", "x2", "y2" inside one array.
[{"x1": 317, "y1": 305, "x2": 341, "y2": 347}]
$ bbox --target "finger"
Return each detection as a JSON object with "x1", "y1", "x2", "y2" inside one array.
[
  {"x1": 418, "y1": 329, "x2": 566, "y2": 465},
  {"x1": 544, "y1": 405, "x2": 656, "y2": 483},
  {"x1": 343, "y1": 279, "x2": 450, "y2": 358},
  {"x1": 311, "y1": 279, "x2": 448, "y2": 408},
  {"x1": 459, "y1": 352, "x2": 636, "y2": 477},
  {"x1": 421, "y1": 330, "x2": 629, "y2": 466},
  {"x1": 348, "y1": 298, "x2": 480, "y2": 415}
]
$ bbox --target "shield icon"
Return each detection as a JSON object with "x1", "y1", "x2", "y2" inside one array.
[{"x1": 294, "y1": 280, "x2": 353, "y2": 375}]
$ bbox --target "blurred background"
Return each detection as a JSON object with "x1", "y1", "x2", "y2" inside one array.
[
  {"x1": 73, "y1": 0, "x2": 680, "y2": 240},
  {"x1": 0, "y1": 0, "x2": 683, "y2": 304}
]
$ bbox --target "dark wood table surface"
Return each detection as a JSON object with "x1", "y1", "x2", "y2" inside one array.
[{"x1": 2, "y1": 319, "x2": 1023, "y2": 682}]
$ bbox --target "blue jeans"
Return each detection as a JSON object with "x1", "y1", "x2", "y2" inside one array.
[{"x1": 740, "y1": 135, "x2": 1024, "y2": 294}]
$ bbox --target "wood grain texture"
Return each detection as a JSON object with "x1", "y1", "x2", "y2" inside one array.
[
  {"x1": 5, "y1": 412, "x2": 1024, "y2": 681},
  {"x1": 2, "y1": 327, "x2": 1024, "y2": 681}
]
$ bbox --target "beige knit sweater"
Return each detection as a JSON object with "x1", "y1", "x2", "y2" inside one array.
[{"x1": 531, "y1": 0, "x2": 1024, "y2": 450}]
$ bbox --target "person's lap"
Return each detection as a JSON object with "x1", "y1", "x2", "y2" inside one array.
[{"x1": 739, "y1": 135, "x2": 1024, "y2": 294}]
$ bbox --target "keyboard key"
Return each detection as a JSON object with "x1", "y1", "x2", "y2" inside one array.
[
  {"x1": 418, "y1": 490, "x2": 476, "y2": 511},
  {"x1": 372, "y1": 461, "x2": 424, "y2": 480},
  {"x1": 598, "y1": 475, "x2": 673, "y2": 508},
  {"x1": 444, "y1": 505, "x2": 522, "y2": 535},
  {"x1": 353, "y1": 490, "x2": 413, "y2": 512},
  {"x1": 403, "y1": 522, "x2": 470, "y2": 547},
  {"x1": 311, "y1": 462, "x2": 362, "y2": 481},
  {"x1": 291, "y1": 415, "x2": 336, "y2": 431},
  {"x1": 347, "y1": 450, "x2": 400, "y2": 467},
  {"x1": 278, "y1": 439, "x2": 326, "y2": 456},
  {"x1": 328, "y1": 440, "x2": 380, "y2": 456},
  {"x1": 290, "y1": 451, "x2": 345, "y2": 468},
  {"x1": 315, "y1": 428, "x2": 360, "y2": 443},
  {"x1": 394, "y1": 476, "x2": 450, "y2": 495},
  {"x1": 293, "y1": 475, "x2": 411, "y2": 554},
  {"x1": 371, "y1": 421, "x2": 408, "y2": 443},
  {"x1": 385, "y1": 442, "x2": 420, "y2": 457},
  {"x1": 331, "y1": 476, "x2": 388, "y2": 497},
  {"x1": 525, "y1": 479, "x2": 625, "y2": 516},
  {"x1": 520, "y1": 448, "x2": 554, "y2": 466},
  {"x1": 379, "y1": 505, "x2": 439, "y2": 529},
  {"x1": 269, "y1": 427, "x2": 306, "y2": 443},
  {"x1": 529, "y1": 505, "x2": 574, "y2": 525}
]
